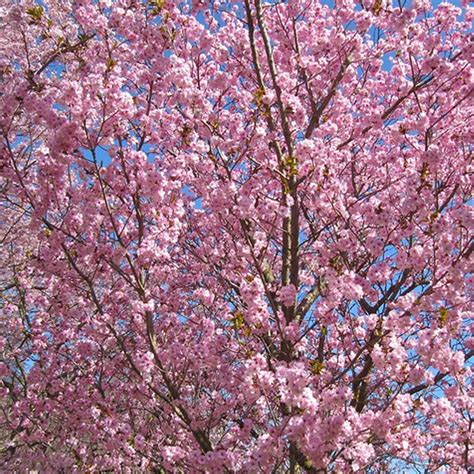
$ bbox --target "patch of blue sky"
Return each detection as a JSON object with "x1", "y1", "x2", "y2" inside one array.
[{"x1": 79, "y1": 145, "x2": 112, "y2": 167}]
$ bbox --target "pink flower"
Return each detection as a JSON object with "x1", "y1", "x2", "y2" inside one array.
[{"x1": 279, "y1": 284, "x2": 297, "y2": 307}]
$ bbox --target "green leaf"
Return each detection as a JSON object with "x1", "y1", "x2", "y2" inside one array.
[
  {"x1": 106, "y1": 58, "x2": 117, "y2": 72},
  {"x1": 439, "y1": 307, "x2": 449, "y2": 327},
  {"x1": 310, "y1": 360, "x2": 324, "y2": 375},
  {"x1": 26, "y1": 6, "x2": 44, "y2": 22},
  {"x1": 254, "y1": 87, "x2": 265, "y2": 108},
  {"x1": 231, "y1": 311, "x2": 245, "y2": 330},
  {"x1": 284, "y1": 155, "x2": 298, "y2": 177},
  {"x1": 149, "y1": 0, "x2": 166, "y2": 15},
  {"x1": 372, "y1": 0, "x2": 383, "y2": 15}
]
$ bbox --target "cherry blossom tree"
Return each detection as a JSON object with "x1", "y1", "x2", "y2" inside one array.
[{"x1": 0, "y1": 0, "x2": 473, "y2": 471}]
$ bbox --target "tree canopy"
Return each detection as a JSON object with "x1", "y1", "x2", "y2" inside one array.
[{"x1": 0, "y1": 0, "x2": 473, "y2": 471}]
